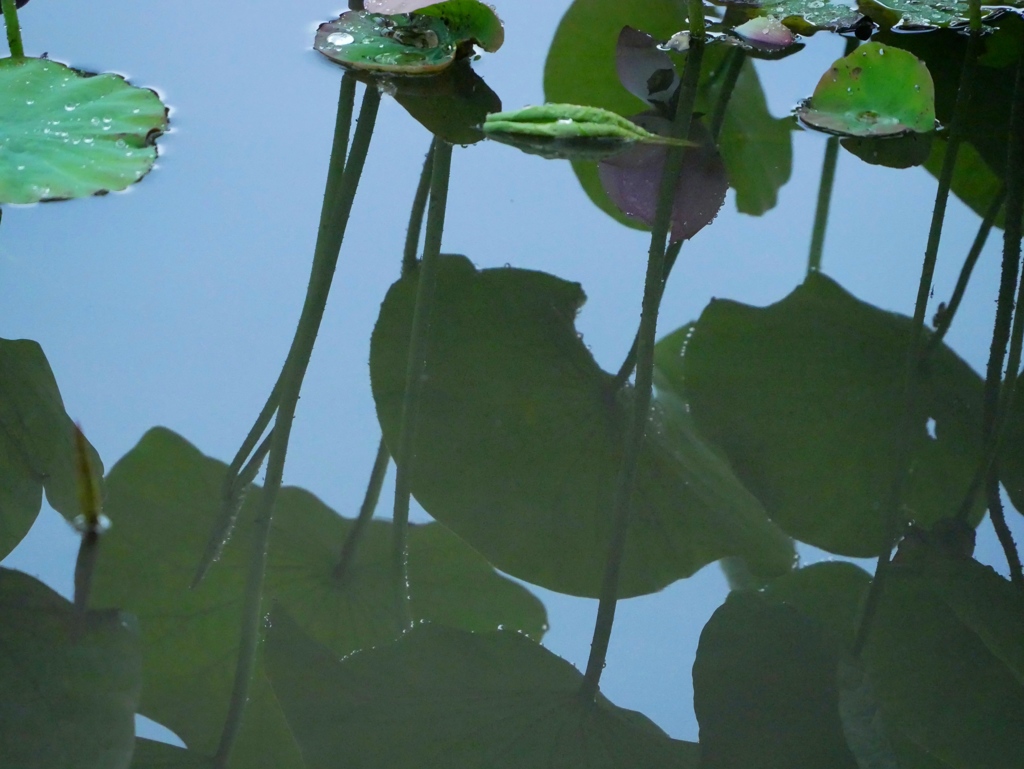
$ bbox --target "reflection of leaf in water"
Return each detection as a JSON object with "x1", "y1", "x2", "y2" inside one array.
[
  {"x1": 0, "y1": 338, "x2": 104, "y2": 559},
  {"x1": 863, "y1": 545, "x2": 1024, "y2": 769},
  {"x1": 840, "y1": 131, "x2": 933, "y2": 169},
  {"x1": 0, "y1": 58, "x2": 167, "y2": 204},
  {"x1": 89, "y1": 428, "x2": 544, "y2": 769},
  {"x1": 266, "y1": 613, "x2": 701, "y2": 769},
  {"x1": 660, "y1": 273, "x2": 987, "y2": 556},
  {"x1": 598, "y1": 114, "x2": 727, "y2": 242},
  {"x1": 693, "y1": 591, "x2": 859, "y2": 769},
  {"x1": 696, "y1": 47, "x2": 794, "y2": 216},
  {"x1": 370, "y1": 255, "x2": 794, "y2": 598},
  {"x1": 0, "y1": 567, "x2": 141, "y2": 769},
  {"x1": 797, "y1": 43, "x2": 936, "y2": 137}
]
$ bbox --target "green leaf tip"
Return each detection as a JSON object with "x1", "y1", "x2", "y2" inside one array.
[
  {"x1": 482, "y1": 103, "x2": 693, "y2": 161},
  {"x1": 0, "y1": 57, "x2": 168, "y2": 204},
  {"x1": 798, "y1": 42, "x2": 936, "y2": 138}
]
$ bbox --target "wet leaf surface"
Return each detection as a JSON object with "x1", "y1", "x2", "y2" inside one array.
[
  {"x1": 660, "y1": 273, "x2": 987, "y2": 556},
  {"x1": 265, "y1": 613, "x2": 701, "y2": 769},
  {"x1": 315, "y1": 12, "x2": 457, "y2": 74},
  {"x1": 370, "y1": 255, "x2": 794, "y2": 598},
  {"x1": 753, "y1": 0, "x2": 863, "y2": 33},
  {"x1": 798, "y1": 43, "x2": 936, "y2": 137},
  {"x1": 0, "y1": 567, "x2": 141, "y2": 769},
  {"x1": 0, "y1": 58, "x2": 167, "y2": 204},
  {"x1": 0, "y1": 338, "x2": 103, "y2": 559},
  {"x1": 89, "y1": 428, "x2": 545, "y2": 769}
]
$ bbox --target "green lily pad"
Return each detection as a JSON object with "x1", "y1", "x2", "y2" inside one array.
[
  {"x1": 0, "y1": 567, "x2": 142, "y2": 769},
  {"x1": 660, "y1": 272, "x2": 987, "y2": 556},
  {"x1": 89, "y1": 428, "x2": 545, "y2": 769},
  {"x1": 0, "y1": 338, "x2": 103, "y2": 559},
  {"x1": 863, "y1": 544, "x2": 1024, "y2": 769},
  {"x1": 370, "y1": 255, "x2": 794, "y2": 598},
  {"x1": 756, "y1": 0, "x2": 863, "y2": 33},
  {"x1": 693, "y1": 591, "x2": 858, "y2": 769},
  {"x1": 265, "y1": 613, "x2": 700, "y2": 769},
  {"x1": 415, "y1": 0, "x2": 505, "y2": 52},
  {"x1": 482, "y1": 103, "x2": 690, "y2": 161},
  {"x1": 0, "y1": 57, "x2": 167, "y2": 204},
  {"x1": 858, "y1": 0, "x2": 997, "y2": 29},
  {"x1": 315, "y1": 12, "x2": 456, "y2": 74},
  {"x1": 798, "y1": 42, "x2": 936, "y2": 137}
]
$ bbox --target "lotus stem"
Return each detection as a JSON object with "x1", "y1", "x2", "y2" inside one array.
[
  {"x1": 391, "y1": 139, "x2": 453, "y2": 633},
  {"x1": 807, "y1": 138, "x2": 839, "y2": 275},
  {"x1": 2, "y1": 0, "x2": 24, "y2": 59},
  {"x1": 403, "y1": 140, "x2": 436, "y2": 274},
  {"x1": 581, "y1": 37, "x2": 706, "y2": 701},
  {"x1": 212, "y1": 78, "x2": 380, "y2": 769},
  {"x1": 852, "y1": 28, "x2": 980, "y2": 657},
  {"x1": 334, "y1": 437, "x2": 390, "y2": 582}
]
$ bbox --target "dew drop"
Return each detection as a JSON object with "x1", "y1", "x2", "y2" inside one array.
[{"x1": 327, "y1": 31, "x2": 355, "y2": 46}]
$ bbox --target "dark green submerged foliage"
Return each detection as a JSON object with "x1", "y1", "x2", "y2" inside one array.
[{"x1": 3, "y1": 0, "x2": 1024, "y2": 768}]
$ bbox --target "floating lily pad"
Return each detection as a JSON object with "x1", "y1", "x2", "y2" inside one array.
[
  {"x1": 863, "y1": 544, "x2": 1024, "y2": 769},
  {"x1": 482, "y1": 103, "x2": 691, "y2": 161},
  {"x1": 660, "y1": 273, "x2": 986, "y2": 556},
  {"x1": 0, "y1": 567, "x2": 142, "y2": 769},
  {"x1": 0, "y1": 338, "x2": 104, "y2": 559},
  {"x1": 858, "y1": 0, "x2": 986, "y2": 29},
  {"x1": 693, "y1": 591, "x2": 858, "y2": 769},
  {"x1": 266, "y1": 614, "x2": 700, "y2": 769},
  {"x1": 756, "y1": 0, "x2": 863, "y2": 33},
  {"x1": 0, "y1": 57, "x2": 167, "y2": 204},
  {"x1": 89, "y1": 428, "x2": 545, "y2": 769},
  {"x1": 798, "y1": 43, "x2": 936, "y2": 137},
  {"x1": 315, "y1": 12, "x2": 457, "y2": 74},
  {"x1": 370, "y1": 255, "x2": 794, "y2": 598},
  {"x1": 731, "y1": 16, "x2": 799, "y2": 49},
  {"x1": 415, "y1": 0, "x2": 505, "y2": 52}
]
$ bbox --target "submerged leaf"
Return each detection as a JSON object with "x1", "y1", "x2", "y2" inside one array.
[
  {"x1": 370, "y1": 255, "x2": 794, "y2": 598},
  {"x1": 615, "y1": 26, "x2": 679, "y2": 108},
  {"x1": 89, "y1": 428, "x2": 545, "y2": 769},
  {"x1": 0, "y1": 338, "x2": 104, "y2": 559},
  {"x1": 0, "y1": 568, "x2": 141, "y2": 769},
  {"x1": 482, "y1": 103, "x2": 691, "y2": 161},
  {"x1": 798, "y1": 43, "x2": 936, "y2": 137},
  {"x1": 0, "y1": 58, "x2": 167, "y2": 204},
  {"x1": 663, "y1": 273, "x2": 986, "y2": 556},
  {"x1": 266, "y1": 615, "x2": 700, "y2": 769}
]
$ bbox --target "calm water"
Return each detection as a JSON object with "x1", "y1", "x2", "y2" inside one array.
[{"x1": 2, "y1": 0, "x2": 1022, "y2": 756}]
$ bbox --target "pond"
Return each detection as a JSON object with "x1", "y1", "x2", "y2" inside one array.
[{"x1": 2, "y1": 0, "x2": 1023, "y2": 767}]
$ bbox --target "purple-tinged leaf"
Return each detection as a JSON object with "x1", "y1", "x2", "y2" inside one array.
[
  {"x1": 732, "y1": 17, "x2": 798, "y2": 51},
  {"x1": 598, "y1": 114, "x2": 727, "y2": 243}
]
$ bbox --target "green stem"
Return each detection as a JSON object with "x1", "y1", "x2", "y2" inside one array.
[
  {"x1": 334, "y1": 438, "x2": 390, "y2": 582},
  {"x1": 391, "y1": 140, "x2": 453, "y2": 633},
  {"x1": 852, "y1": 29, "x2": 980, "y2": 658},
  {"x1": 807, "y1": 137, "x2": 839, "y2": 275},
  {"x1": 925, "y1": 187, "x2": 1004, "y2": 358},
  {"x1": 687, "y1": 0, "x2": 705, "y2": 37},
  {"x1": 708, "y1": 49, "x2": 745, "y2": 141},
  {"x1": 403, "y1": 140, "x2": 436, "y2": 275},
  {"x1": 212, "y1": 78, "x2": 380, "y2": 769},
  {"x1": 987, "y1": 478, "x2": 1024, "y2": 588},
  {"x1": 73, "y1": 530, "x2": 99, "y2": 613},
  {"x1": 192, "y1": 75, "x2": 359, "y2": 589},
  {"x1": 581, "y1": 37, "x2": 706, "y2": 702},
  {"x1": 612, "y1": 239, "x2": 683, "y2": 389},
  {"x1": 2, "y1": 0, "x2": 24, "y2": 59}
]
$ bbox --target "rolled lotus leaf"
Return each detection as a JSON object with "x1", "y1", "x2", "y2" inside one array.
[{"x1": 482, "y1": 103, "x2": 691, "y2": 161}]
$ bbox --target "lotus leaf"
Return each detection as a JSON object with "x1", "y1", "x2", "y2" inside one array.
[
  {"x1": 798, "y1": 43, "x2": 936, "y2": 137},
  {"x1": 0, "y1": 57, "x2": 167, "y2": 204},
  {"x1": 483, "y1": 103, "x2": 691, "y2": 161}
]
